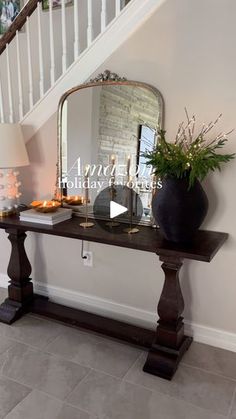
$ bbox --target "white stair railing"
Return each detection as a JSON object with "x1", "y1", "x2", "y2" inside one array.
[
  {"x1": 6, "y1": 44, "x2": 13, "y2": 123},
  {"x1": 16, "y1": 30, "x2": 24, "y2": 119},
  {"x1": 0, "y1": 0, "x2": 131, "y2": 124},
  {"x1": 0, "y1": 77, "x2": 4, "y2": 123},
  {"x1": 37, "y1": 2, "x2": 44, "y2": 98}
]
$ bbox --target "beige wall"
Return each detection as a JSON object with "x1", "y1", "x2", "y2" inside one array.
[{"x1": 1, "y1": 0, "x2": 236, "y2": 337}]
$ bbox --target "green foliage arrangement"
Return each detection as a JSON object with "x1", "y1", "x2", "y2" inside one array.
[{"x1": 143, "y1": 111, "x2": 235, "y2": 189}]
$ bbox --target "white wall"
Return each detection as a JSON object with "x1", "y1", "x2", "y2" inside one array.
[{"x1": 1, "y1": 0, "x2": 236, "y2": 349}]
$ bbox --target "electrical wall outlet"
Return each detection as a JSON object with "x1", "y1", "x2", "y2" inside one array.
[{"x1": 83, "y1": 251, "x2": 93, "y2": 267}]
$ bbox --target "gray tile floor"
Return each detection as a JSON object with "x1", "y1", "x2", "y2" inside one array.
[{"x1": 0, "y1": 287, "x2": 236, "y2": 418}]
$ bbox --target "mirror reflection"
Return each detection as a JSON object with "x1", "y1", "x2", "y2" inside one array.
[{"x1": 59, "y1": 81, "x2": 163, "y2": 225}]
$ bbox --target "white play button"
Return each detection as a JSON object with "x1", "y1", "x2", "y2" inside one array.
[{"x1": 110, "y1": 201, "x2": 128, "y2": 219}]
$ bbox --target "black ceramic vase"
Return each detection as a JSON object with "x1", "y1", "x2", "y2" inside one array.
[{"x1": 152, "y1": 176, "x2": 209, "y2": 243}]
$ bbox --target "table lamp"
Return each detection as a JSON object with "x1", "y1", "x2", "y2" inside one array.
[{"x1": 0, "y1": 124, "x2": 29, "y2": 217}]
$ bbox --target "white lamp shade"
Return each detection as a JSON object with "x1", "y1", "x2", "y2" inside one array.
[{"x1": 0, "y1": 124, "x2": 29, "y2": 168}]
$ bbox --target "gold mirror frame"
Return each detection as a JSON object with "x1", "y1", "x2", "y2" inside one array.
[{"x1": 56, "y1": 70, "x2": 164, "y2": 225}]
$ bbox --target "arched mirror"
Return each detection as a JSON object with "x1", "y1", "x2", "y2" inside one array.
[{"x1": 56, "y1": 70, "x2": 164, "y2": 225}]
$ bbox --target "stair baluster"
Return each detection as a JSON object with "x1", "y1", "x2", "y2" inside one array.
[
  {"x1": 49, "y1": 0, "x2": 55, "y2": 86},
  {"x1": 73, "y1": 0, "x2": 79, "y2": 60},
  {"x1": 87, "y1": 0, "x2": 93, "y2": 46},
  {"x1": 61, "y1": 0, "x2": 67, "y2": 73},
  {"x1": 16, "y1": 31, "x2": 24, "y2": 120},
  {"x1": 6, "y1": 45, "x2": 14, "y2": 123},
  {"x1": 37, "y1": 2, "x2": 44, "y2": 99},
  {"x1": 101, "y1": 0, "x2": 107, "y2": 32},
  {"x1": 0, "y1": 76, "x2": 4, "y2": 123},
  {"x1": 116, "y1": 0, "x2": 121, "y2": 16},
  {"x1": 26, "y1": 17, "x2": 34, "y2": 109}
]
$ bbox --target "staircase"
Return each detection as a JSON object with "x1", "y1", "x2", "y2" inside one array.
[{"x1": 0, "y1": 0, "x2": 166, "y2": 142}]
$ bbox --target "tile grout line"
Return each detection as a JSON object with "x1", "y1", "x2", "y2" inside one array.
[
  {"x1": 0, "y1": 352, "x2": 231, "y2": 418},
  {"x1": 227, "y1": 385, "x2": 236, "y2": 417},
  {"x1": 181, "y1": 360, "x2": 236, "y2": 383},
  {"x1": 5, "y1": 315, "x2": 236, "y2": 383},
  {"x1": 123, "y1": 374, "x2": 230, "y2": 418},
  {"x1": 41, "y1": 345, "x2": 142, "y2": 379},
  {"x1": 0, "y1": 335, "x2": 143, "y2": 383},
  {"x1": 1, "y1": 383, "x2": 101, "y2": 419},
  {"x1": 2, "y1": 327, "x2": 236, "y2": 386},
  {"x1": 0, "y1": 370, "x2": 97, "y2": 417},
  {"x1": 27, "y1": 313, "x2": 107, "y2": 344},
  {"x1": 2, "y1": 325, "x2": 236, "y2": 383},
  {"x1": 21, "y1": 386, "x2": 100, "y2": 418},
  {"x1": 64, "y1": 369, "x2": 94, "y2": 402},
  {"x1": 0, "y1": 314, "x2": 235, "y2": 418},
  {"x1": 122, "y1": 351, "x2": 145, "y2": 381},
  {"x1": 0, "y1": 343, "x2": 17, "y2": 377},
  {"x1": 63, "y1": 364, "x2": 230, "y2": 419},
  {"x1": 0, "y1": 328, "x2": 70, "y2": 353},
  {"x1": 2, "y1": 367, "x2": 229, "y2": 419},
  {"x1": 3, "y1": 313, "x2": 236, "y2": 381},
  {"x1": 39, "y1": 330, "x2": 71, "y2": 351},
  {"x1": 41, "y1": 328, "x2": 106, "y2": 351},
  {"x1": 0, "y1": 340, "x2": 18, "y2": 375},
  {"x1": 0, "y1": 372, "x2": 33, "y2": 391},
  {"x1": 0, "y1": 343, "x2": 96, "y2": 402},
  {"x1": 3, "y1": 389, "x2": 34, "y2": 419},
  {"x1": 0, "y1": 347, "x2": 231, "y2": 419}
]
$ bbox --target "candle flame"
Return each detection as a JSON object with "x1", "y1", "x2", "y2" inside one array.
[
  {"x1": 43, "y1": 201, "x2": 47, "y2": 207},
  {"x1": 84, "y1": 165, "x2": 90, "y2": 176}
]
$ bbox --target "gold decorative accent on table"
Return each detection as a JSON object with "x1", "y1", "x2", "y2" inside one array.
[
  {"x1": 0, "y1": 208, "x2": 15, "y2": 217},
  {"x1": 80, "y1": 165, "x2": 94, "y2": 229},
  {"x1": 123, "y1": 227, "x2": 140, "y2": 234},
  {"x1": 63, "y1": 195, "x2": 85, "y2": 205},
  {"x1": 30, "y1": 200, "x2": 61, "y2": 213},
  {"x1": 80, "y1": 221, "x2": 95, "y2": 228}
]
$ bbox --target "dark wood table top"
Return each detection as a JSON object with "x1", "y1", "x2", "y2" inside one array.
[{"x1": 0, "y1": 215, "x2": 228, "y2": 262}]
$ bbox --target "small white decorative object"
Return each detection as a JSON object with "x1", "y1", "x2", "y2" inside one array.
[{"x1": 0, "y1": 124, "x2": 29, "y2": 216}]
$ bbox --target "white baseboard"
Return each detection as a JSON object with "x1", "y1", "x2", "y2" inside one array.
[
  {"x1": 1, "y1": 273, "x2": 236, "y2": 353},
  {"x1": 0, "y1": 275, "x2": 9, "y2": 289}
]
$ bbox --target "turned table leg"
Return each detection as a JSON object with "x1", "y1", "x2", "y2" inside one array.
[
  {"x1": 143, "y1": 255, "x2": 192, "y2": 380},
  {"x1": 0, "y1": 228, "x2": 34, "y2": 324}
]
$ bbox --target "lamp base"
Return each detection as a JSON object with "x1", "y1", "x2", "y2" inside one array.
[{"x1": 0, "y1": 208, "x2": 15, "y2": 217}]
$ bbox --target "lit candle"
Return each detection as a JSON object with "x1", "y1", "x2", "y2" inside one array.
[
  {"x1": 84, "y1": 165, "x2": 90, "y2": 203},
  {"x1": 111, "y1": 155, "x2": 116, "y2": 186},
  {"x1": 127, "y1": 155, "x2": 131, "y2": 183},
  {"x1": 63, "y1": 195, "x2": 83, "y2": 205},
  {"x1": 111, "y1": 155, "x2": 116, "y2": 172},
  {"x1": 30, "y1": 200, "x2": 60, "y2": 212}
]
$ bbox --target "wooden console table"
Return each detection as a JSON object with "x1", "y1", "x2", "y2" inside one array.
[{"x1": 0, "y1": 216, "x2": 228, "y2": 380}]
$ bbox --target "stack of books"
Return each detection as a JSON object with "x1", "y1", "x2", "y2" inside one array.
[{"x1": 19, "y1": 208, "x2": 72, "y2": 225}]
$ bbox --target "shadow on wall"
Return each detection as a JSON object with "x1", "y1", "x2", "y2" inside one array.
[
  {"x1": 33, "y1": 235, "x2": 48, "y2": 286},
  {"x1": 201, "y1": 177, "x2": 218, "y2": 228},
  {"x1": 181, "y1": 260, "x2": 193, "y2": 325},
  {"x1": 19, "y1": 136, "x2": 43, "y2": 205},
  {"x1": 20, "y1": 113, "x2": 58, "y2": 204}
]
